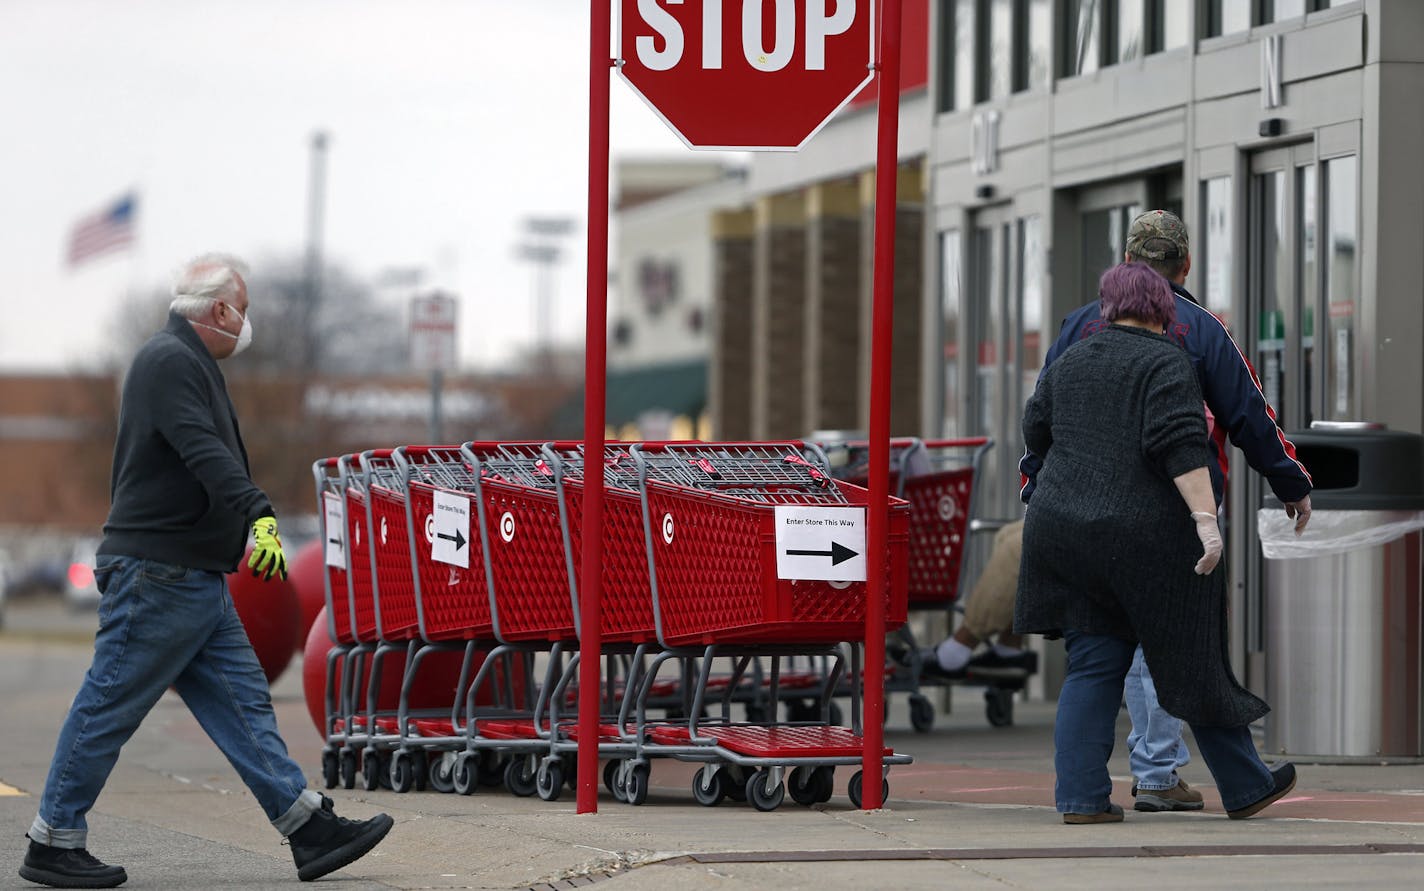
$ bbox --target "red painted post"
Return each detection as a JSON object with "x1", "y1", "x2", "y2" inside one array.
[
  {"x1": 862, "y1": 0, "x2": 903, "y2": 811},
  {"x1": 578, "y1": 0, "x2": 612, "y2": 815}
]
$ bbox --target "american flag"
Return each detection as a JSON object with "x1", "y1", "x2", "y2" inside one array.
[{"x1": 66, "y1": 192, "x2": 138, "y2": 267}]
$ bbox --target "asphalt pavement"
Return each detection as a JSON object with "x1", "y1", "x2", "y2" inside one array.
[{"x1": 1, "y1": 598, "x2": 1421, "y2": 890}]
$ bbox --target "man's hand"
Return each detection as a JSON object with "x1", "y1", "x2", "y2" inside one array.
[
  {"x1": 1284, "y1": 494, "x2": 1312, "y2": 535},
  {"x1": 249, "y1": 515, "x2": 288, "y2": 581},
  {"x1": 1192, "y1": 510, "x2": 1223, "y2": 575}
]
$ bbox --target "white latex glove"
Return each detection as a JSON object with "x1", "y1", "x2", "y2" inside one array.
[
  {"x1": 1284, "y1": 494, "x2": 1312, "y2": 535},
  {"x1": 1192, "y1": 511, "x2": 1223, "y2": 575}
]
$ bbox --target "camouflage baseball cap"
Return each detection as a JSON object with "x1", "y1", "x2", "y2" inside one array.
[{"x1": 1125, "y1": 209, "x2": 1189, "y2": 261}]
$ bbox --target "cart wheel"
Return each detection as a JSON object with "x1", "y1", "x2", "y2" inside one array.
[
  {"x1": 723, "y1": 765, "x2": 748, "y2": 802},
  {"x1": 452, "y1": 754, "x2": 477, "y2": 796},
  {"x1": 603, "y1": 759, "x2": 622, "y2": 799},
  {"x1": 321, "y1": 749, "x2": 339, "y2": 790},
  {"x1": 787, "y1": 766, "x2": 821, "y2": 806},
  {"x1": 745, "y1": 768, "x2": 785, "y2": 812},
  {"x1": 339, "y1": 749, "x2": 358, "y2": 790},
  {"x1": 536, "y1": 759, "x2": 564, "y2": 802},
  {"x1": 828, "y1": 702, "x2": 844, "y2": 726},
  {"x1": 745, "y1": 702, "x2": 770, "y2": 723},
  {"x1": 909, "y1": 694, "x2": 935, "y2": 733},
  {"x1": 847, "y1": 770, "x2": 889, "y2": 809},
  {"x1": 812, "y1": 766, "x2": 835, "y2": 803},
  {"x1": 377, "y1": 751, "x2": 394, "y2": 790},
  {"x1": 477, "y1": 750, "x2": 506, "y2": 788},
  {"x1": 624, "y1": 762, "x2": 650, "y2": 806},
  {"x1": 362, "y1": 750, "x2": 382, "y2": 791},
  {"x1": 985, "y1": 687, "x2": 1015, "y2": 727},
  {"x1": 505, "y1": 755, "x2": 538, "y2": 797},
  {"x1": 428, "y1": 753, "x2": 456, "y2": 794},
  {"x1": 390, "y1": 752, "x2": 415, "y2": 794},
  {"x1": 691, "y1": 765, "x2": 726, "y2": 807}
]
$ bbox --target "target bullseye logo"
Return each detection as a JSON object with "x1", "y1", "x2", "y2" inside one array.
[
  {"x1": 380, "y1": 516, "x2": 388, "y2": 545},
  {"x1": 937, "y1": 494, "x2": 958, "y2": 522},
  {"x1": 500, "y1": 511, "x2": 516, "y2": 543},
  {"x1": 424, "y1": 513, "x2": 436, "y2": 544},
  {"x1": 353, "y1": 521, "x2": 361, "y2": 546},
  {"x1": 661, "y1": 512, "x2": 675, "y2": 544}
]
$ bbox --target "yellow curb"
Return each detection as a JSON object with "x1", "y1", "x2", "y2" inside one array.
[{"x1": 0, "y1": 781, "x2": 27, "y2": 797}]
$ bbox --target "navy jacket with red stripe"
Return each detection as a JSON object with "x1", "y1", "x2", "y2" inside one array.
[{"x1": 1019, "y1": 281, "x2": 1313, "y2": 506}]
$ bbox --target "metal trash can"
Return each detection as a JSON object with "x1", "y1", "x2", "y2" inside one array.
[{"x1": 1259, "y1": 421, "x2": 1424, "y2": 760}]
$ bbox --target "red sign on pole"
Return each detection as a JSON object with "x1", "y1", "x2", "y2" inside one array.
[{"x1": 618, "y1": 0, "x2": 874, "y2": 151}]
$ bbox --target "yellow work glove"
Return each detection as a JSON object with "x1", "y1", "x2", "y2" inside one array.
[{"x1": 248, "y1": 515, "x2": 288, "y2": 581}]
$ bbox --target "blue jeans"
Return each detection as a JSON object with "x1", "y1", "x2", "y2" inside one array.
[
  {"x1": 1124, "y1": 645, "x2": 1189, "y2": 791},
  {"x1": 1055, "y1": 630, "x2": 1275, "y2": 814},
  {"x1": 29, "y1": 555, "x2": 320, "y2": 849}
]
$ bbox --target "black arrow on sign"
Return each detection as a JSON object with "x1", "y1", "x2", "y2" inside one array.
[
  {"x1": 437, "y1": 528, "x2": 467, "y2": 550},
  {"x1": 785, "y1": 541, "x2": 859, "y2": 566},
  {"x1": 328, "y1": 536, "x2": 342, "y2": 550}
]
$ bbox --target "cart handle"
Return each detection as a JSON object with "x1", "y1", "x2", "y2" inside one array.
[{"x1": 920, "y1": 437, "x2": 992, "y2": 449}]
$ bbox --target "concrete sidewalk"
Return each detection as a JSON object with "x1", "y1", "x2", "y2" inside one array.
[{"x1": 1, "y1": 605, "x2": 1420, "y2": 890}]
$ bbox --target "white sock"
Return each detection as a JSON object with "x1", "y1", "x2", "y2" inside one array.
[
  {"x1": 991, "y1": 642, "x2": 1023, "y2": 658},
  {"x1": 935, "y1": 638, "x2": 973, "y2": 671}
]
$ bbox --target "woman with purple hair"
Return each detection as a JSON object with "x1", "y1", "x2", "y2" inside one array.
[{"x1": 1014, "y1": 262, "x2": 1296, "y2": 824}]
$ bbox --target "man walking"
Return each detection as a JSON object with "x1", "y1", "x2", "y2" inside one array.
[
  {"x1": 21, "y1": 255, "x2": 392, "y2": 888},
  {"x1": 1022, "y1": 211, "x2": 1313, "y2": 812}
]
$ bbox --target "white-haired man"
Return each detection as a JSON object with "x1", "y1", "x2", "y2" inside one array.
[{"x1": 21, "y1": 255, "x2": 392, "y2": 888}]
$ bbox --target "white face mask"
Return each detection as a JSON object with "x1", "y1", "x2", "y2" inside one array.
[{"x1": 193, "y1": 304, "x2": 253, "y2": 355}]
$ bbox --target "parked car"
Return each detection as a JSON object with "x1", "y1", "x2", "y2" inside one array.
[
  {"x1": 0, "y1": 546, "x2": 10, "y2": 629},
  {"x1": 63, "y1": 538, "x2": 102, "y2": 611}
]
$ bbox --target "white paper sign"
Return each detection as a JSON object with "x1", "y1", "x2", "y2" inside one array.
[
  {"x1": 773, "y1": 505, "x2": 866, "y2": 582},
  {"x1": 430, "y1": 490, "x2": 471, "y2": 568},
  {"x1": 323, "y1": 492, "x2": 345, "y2": 568}
]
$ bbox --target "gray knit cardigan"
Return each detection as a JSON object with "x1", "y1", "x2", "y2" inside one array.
[{"x1": 1013, "y1": 324, "x2": 1269, "y2": 728}]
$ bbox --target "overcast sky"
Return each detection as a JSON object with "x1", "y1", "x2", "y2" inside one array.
[{"x1": 0, "y1": 0, "x2": 699, "y2": 373}]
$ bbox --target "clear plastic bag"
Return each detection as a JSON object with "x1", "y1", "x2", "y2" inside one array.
[{"x1": 1257, "y1": 508, "x2": 1424, "y2": 560}]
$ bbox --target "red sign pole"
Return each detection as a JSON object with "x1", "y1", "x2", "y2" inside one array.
[
  {"x1": 577, "y1": 0, "x2": 612, "y2": 816},
  {"x1": 862, "y1": 0, "x2": 902, "y2": 811}
]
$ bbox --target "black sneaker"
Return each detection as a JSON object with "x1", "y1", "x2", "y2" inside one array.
[
  {"x1": 965, "y1": 649, "x2": 1038, "y2": 677},
  {"x1": 1227, "y1": 762, "x2": 1297, "y2": 820},
  {"x1": 19, "y1": 839, "x2": 126, "y2": 888},
  {"x1": 916, "y1": 649, "x2": 969, "y2": 681},
  {"x1": 287, "y1": 796, "x2": 393, "y2": 882}
]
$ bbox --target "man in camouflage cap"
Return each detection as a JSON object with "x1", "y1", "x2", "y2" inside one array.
[{"x1": 1125, "y1": 209, "x2": 1190, "y2": 274}]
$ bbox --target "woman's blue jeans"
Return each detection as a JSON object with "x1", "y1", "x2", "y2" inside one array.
[
  {"x1": 1055, "y1": 630, "x2": 1275, "y2": 815},
  {"x1": 29, "y1": 555, "x2": 320, "y2": 849}
]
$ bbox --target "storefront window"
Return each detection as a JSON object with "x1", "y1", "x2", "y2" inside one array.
[
  {"x1": 940, "y1": 230, "x2": 963, "y2": 436},
  {"x1": 1019, "y1": 216, "x2": 1044, "y2": 404},
  {"x1": 1155, "y1": 0, "x2": 1191, "y2": 50},
  {"x1": 1117, "y1": 0, "x2": 1144, "y2": 62},
  {"x1": 1264, "y1": 0, "x2": 1308, "y2": 22},
  {"x1": 1202, "y1": 176, "x2": 1235, "y2": 330},
  {"x1": 954, "y1": 0, "x2": 977, "y2": 110},
  {"x1": 1325, "y1": 156, "x2": 1358, "y2": 420},
  {"x1": 1208, "y1": 0, "x2": 1252, "y2": 36},
  {"x1": 1020, "y1": 0, "x2": 1052, "y2": 90},
  {"x1": 1297, "y1": 165, "x2": 1317, "y2": 425},
  {"x1": 985, "y1": 0, "x2": 1014, "y2": 99},
  {"x1": 1065, "y1": 0, "x2": 1101, "y2": 76}
]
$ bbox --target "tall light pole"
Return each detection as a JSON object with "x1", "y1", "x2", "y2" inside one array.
[
  {"x1": 516, "y1": 217, "x2": 577, "y2": 375},
  {"x1": 304, "y1": 130, "x2": 329, "y2": 371}
]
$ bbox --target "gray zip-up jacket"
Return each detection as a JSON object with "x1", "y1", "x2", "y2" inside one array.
[{"x1": 98, "y1": 311, "x2": 273, "y2": 572}]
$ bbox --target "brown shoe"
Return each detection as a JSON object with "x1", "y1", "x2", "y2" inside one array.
[
  {"x1": 1227, "y1": 762, "x2": 1297, "y2": 820},
  {"x1": 1134, "y1": 779, "x2": 1205, "y2": 812},
  {"x1": 1063, "y1": 803, "x2": 1124, "y2": 824}
]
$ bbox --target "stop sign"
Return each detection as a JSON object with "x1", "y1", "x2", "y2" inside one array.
[{"x1": 619, "y1": 0, "x2": 874, "y2": 151}]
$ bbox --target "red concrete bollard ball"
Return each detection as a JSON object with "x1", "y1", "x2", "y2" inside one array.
[
  {"x1": 286, "y1": 540, "x2": 329, "y2": 651},
  {"x1": 300, "y1": 605, "x2": 511, "y2": 740},
  {"x1": 227, "y1": 545, "x2": 301, "y2": 684}
]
